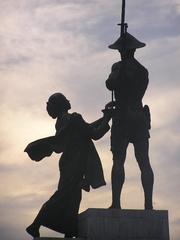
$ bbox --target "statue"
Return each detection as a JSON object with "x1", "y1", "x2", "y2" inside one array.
[
  {"x1": 25, "y1": 93, "x2": 111, "y2": 238},
  {"x1": 104, "y1": 0, "x2": 154, "y2": 211},
  {"x1": 106, "y1": 32, "x2": 154, "y2": 210}
]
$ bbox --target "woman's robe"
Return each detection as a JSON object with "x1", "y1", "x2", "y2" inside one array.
[{"x1": 25, "y1": 112, "x2": 110, "y2": 235}]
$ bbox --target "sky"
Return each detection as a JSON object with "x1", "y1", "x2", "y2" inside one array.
[{"x1": 0, "y1": 0, "x2": 180, "y2": 239}]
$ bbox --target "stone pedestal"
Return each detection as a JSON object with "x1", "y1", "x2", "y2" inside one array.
[{"x1": 78, "y1": 208, "x2": 170, "y2": 240}]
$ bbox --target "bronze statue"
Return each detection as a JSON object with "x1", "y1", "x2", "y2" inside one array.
[
  {"x1": 25, "y1": 93, "x2": 111, "y2": 238},
  {"x1": 106, "y1": 32, "x2": 154, "y2": 210}
]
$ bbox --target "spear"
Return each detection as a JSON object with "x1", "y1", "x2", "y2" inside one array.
[
  {"x1": 120, "y1": 0, "x2": 128, "y2": 36},
  {"x1": 111, "y1": 0, "x2": 128, "y2": 103}
]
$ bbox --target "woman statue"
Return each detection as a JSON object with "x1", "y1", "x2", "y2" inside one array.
[{"x1": 25, "y1": 93, "x2": 111, "y2": 238}]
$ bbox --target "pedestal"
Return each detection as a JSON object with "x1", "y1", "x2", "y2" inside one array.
[{"x1": 78, "y1": 208, "x2": 170, "y2": 240}]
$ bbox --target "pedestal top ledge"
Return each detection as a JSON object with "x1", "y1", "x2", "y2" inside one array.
[{"x1": 79, "y1": 208, "x2": 168, "y2": 219}]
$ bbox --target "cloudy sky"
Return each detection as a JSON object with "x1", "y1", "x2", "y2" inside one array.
[{"x1": 0, "y1": 0, "x2": 180, "y2": 239}]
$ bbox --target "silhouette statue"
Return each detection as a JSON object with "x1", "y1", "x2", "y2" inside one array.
[
  {"x1": 106, "y1": 32, "x2": 154, "y2": 210},
  {"x1": 25, "y1": 93, "x2": 111, "y2": 238}
]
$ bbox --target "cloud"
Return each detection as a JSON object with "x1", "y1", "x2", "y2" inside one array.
[{"x1": 126, "y1": 0, "x2": 180, "y2": 39}]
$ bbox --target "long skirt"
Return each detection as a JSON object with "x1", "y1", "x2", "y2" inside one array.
[{"x1": 38, "y1": 166, "x2": 82, "y2": 236}]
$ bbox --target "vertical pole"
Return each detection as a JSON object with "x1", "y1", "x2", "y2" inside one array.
[
  {"x1": 111, "y1": 91, "x2": 114, "y2": 103},
  {"x1": 111, "y1": 0, "x2": 126, "y2": 105},
  {"x1": 121, "y1": 0, "x2": 126, "y2": 36}
]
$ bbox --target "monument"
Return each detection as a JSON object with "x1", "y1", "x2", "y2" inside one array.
[
  {"x1": 25, "y1": 0, "x2": 170, "y2": 239},
  {"x1": 78, "y1": 1, "x2": 169, "y2": 239},
  {"x1": 106, "y1": 0, "x2": 154, "y2": 211}
]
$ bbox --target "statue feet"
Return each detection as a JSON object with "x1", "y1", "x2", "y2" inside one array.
[
  {"x1": 145, "y1": 204, "x2": 153, "y2": 210},
  {"x1": 26, "y1": 224, "x2": 40, "y2": 238},
  {"x1": 108, "y1": 203, "x2": 121, "y2": 209},
  {"x1": 145, "y1": 201, "x2": 153, "y2": 210}
]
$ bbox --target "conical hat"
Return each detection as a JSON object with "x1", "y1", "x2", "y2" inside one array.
[{"x1": 109, "y1": 32, "x2": 146, "y2": 50}]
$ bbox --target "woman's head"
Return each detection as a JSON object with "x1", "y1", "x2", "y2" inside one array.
[{"x1": 46, "y1": 93, "x2": 71, "y2": 118}]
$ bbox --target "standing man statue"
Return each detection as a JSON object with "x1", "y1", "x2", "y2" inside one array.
[{"x1": 106, "y1": 32, "x2": 154, "y2": 210}]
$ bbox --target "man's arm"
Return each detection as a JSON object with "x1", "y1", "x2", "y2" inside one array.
[{"x1": 106, "y1": 62, "x2": 122, "y2": 90}]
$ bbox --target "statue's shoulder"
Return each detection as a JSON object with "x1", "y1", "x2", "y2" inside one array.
[
  {"x1": 71, "y1": 112, "x2": 85, "y2": 125},
  {"x1": 134, "y1": 59, "x2": 148, "y2": 74},
  {"x1": 59, "y1": 112, "x2": 84, "y2": 126},
  {"x1": 61, "y1": 113, "x2": 82, "y2": 127},
  {"x1": 55, "y1": 113, "x2": 73, "y2": 131},
  {"x1": 111, "y1": 61, "x2": 122, "y2": 71},
  {"x1": 70, "y1": 112, "x2": 82, "y2": 121}
]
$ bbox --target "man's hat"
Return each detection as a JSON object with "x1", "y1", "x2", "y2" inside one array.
[{"x1": 109, "y1": 32, "x2": 146, "y2": 50}]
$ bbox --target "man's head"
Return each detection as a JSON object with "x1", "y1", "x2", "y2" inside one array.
[
  {"x1": 109, "y1": 32, "x2": 145, "y2": 59},
  {"x1": 119, "y1": 48, "x2": 136, "y2": 60},
  {"x1": 46, "y1": 93, "x2": 71, "y2": 118}
]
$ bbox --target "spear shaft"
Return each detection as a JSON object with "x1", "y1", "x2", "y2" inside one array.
[
  {"x1": 111, "y1": 0, "x2": 127, "y2": 104},
  {"x1": 121, "y1": 0, "x2": 126, "y2": 36}
]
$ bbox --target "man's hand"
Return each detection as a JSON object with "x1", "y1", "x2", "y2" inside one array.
[
  {"x1": 105, "y1": 101, "x2": 116, "y2": 110},
  {"x1": 102, "y1": 101, "x2": 116, "y2": 122}
]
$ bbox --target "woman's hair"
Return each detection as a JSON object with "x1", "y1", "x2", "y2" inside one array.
[
  {"x1": 48, "y1": 93, "x2": 70, "y2": 111},
  {"x1": 47, "y1": 93, "x2": 71, "y2": 118}
]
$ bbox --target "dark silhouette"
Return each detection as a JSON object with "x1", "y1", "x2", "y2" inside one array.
[
  {"x1": 25, "y1": 93, "x2": 111, "y2": 238},
  {"x1": 106, "y1": 32, "x2": 154, "y2": 210}
]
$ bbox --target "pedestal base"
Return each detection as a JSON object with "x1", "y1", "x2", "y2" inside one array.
[
  {"x1": 34, "y1": 238, "x2": 64, "y2": 240},
  {"x1": 78, "y1": 208, "x2": 170, "y2": 240},
  {"x1": 34, "y1": 238, "x2": 84, "y2": 240}
]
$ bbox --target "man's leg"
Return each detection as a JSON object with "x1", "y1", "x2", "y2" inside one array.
[
  {"x1": 110, "y1": 140, "x2": 129, "y2": 209},
  {"x1": 133, "y1": 140, "x2": 154, "y2": 209}
]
